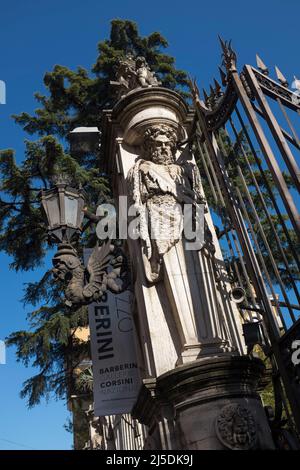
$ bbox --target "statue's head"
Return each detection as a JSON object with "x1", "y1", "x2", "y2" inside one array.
[
  {"x1": 136, "y1": 56, "x2": 147, "y2": 68},
  {"x1": 143, "y1": 125, "x2": 177, "y2": 164}
]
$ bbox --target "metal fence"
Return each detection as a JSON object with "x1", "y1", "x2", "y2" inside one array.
[{"x1": 189, "y1": 39, "x2": 300, "y2": 440}]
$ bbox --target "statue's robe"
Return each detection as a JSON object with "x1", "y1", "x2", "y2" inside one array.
[{"x1": 127, "y1": 159, "x2": 203, "y2": 282}]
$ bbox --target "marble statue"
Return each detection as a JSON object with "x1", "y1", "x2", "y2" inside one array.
[
  {"x1": 110, "y1": 54, "x2": 161, "y2": 99},
  {"x1": 127, "y1": 124, "x2": 205, "y2": 282},
  {"x1": 135, "y1": 56, "x2": 161, "y2": 88}
]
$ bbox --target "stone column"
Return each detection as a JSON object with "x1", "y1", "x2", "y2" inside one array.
[{"x1": 102, "y1": 82, "x2": 274, "y2": 449}]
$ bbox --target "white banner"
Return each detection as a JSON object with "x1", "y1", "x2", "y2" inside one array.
[{"x1": 84, "y1": 249, "x2": 141, "y2": 416}]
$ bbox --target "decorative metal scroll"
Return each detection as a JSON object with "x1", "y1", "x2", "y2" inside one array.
[
  {"x1": 250, "y1": 68, "x2": 300, "y2": 112},
  {"x1": 202, "y1": 78, "x2": 238, "y2": 132}
]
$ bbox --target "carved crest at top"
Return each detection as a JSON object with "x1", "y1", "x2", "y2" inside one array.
[{"x1": 110, "y1": 54, "x2": 161, "y2": 99}]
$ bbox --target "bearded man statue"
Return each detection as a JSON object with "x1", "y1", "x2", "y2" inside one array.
[{"x1": 127, "y1": 124, "x2": 204, "y2": 283}]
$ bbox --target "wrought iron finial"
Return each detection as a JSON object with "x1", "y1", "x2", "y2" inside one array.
[
  {"x1": 203, "y1": 88, "x2": 210, "y2": 108},
  {"x1": 218, "y1": 66, "x2": 227, "y2": 86},
  {"x1": 188, "y1": 76, "x2": 200, "y2": 101},
  {"x1": 214, "y1": 78, "x2": 223, "y2": 97},
  {"x1": 275, "y1": 66, "x2": 288, "y2": 87},
  {"x1": 218, "y1": 36, "x2": 237, "y2": 73},
  {"x1": 218, "y1": 35, "x2": 227, "y2": 52},
  {"x1": 256, "y1": 54, "x2": 269, "y2": 75},
  {"x1": 209, "y1": 84, "x2": 217, "y2": 107},
  {"x1": 210, "y1": 84, "x2": 216, "y2": 97}
]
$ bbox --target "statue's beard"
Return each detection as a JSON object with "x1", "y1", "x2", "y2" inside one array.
[{"x1": 152, "y1": 148, "x2": 175, "y2": 164}]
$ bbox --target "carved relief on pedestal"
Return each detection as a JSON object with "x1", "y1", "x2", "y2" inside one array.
[
  {"x1": 126, "y1": 124, "x2": 205, "y2": 283},
  {"x1": 215, "y1": 404, "x2": 257, "y2": 450}
]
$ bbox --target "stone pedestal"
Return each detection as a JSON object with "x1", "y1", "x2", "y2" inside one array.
[{"x1": 132, "y1": 356, "x2": 274, "y2": 450}]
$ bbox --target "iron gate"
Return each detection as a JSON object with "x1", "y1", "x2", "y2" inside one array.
[{"x1": 189, "y1": 39, "x2": 300, "y2": 444}]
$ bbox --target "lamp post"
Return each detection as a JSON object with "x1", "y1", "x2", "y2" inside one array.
[{"x1": 40, "y1": 173, "x2": 128, "y2": 308}]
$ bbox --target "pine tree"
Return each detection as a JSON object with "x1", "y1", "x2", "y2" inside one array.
[{"x1": 1, "y1": 19, "x2": 189, "y2": 406}]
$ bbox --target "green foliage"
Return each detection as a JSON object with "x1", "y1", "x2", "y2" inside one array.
[
  {"x1": 2, "y1": 19, "x2": 188, "y2": 407},
  {"x1": 6, "y1": 274, "x2": 89, "y2": 407},
  {"x1": 75, "y1": 367, "x2": 93, "y2": 395}
]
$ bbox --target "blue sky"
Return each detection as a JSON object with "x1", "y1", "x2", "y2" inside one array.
[{"x1": 0, "y1": 0, "x2": 299, "y2": 450}]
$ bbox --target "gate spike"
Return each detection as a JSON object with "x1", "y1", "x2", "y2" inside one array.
[
  {"x1": 209, "y1": 85, "x2": 217, "y2": 107},
  {"x1": 218, "y1": 66, "x2": 227, "y2": 86},
  {"x1": 275, "y1": 66, "x2": 288, "y2": 87},
  {"x1": 214, "y1": 78, "x2": 222, "y2": 96},
  {"x1": 218, "y1": 35, "x2": 227, "y2": 52},
  {"x1": 256, "y1": 54, "x2": 269, "y2": 75},
  {"x1": 188, "y1": 75, "x2": 200, "y2": 99},
  {"x1": 202, "y1": 88, "x2": 209, "y2": 106}
]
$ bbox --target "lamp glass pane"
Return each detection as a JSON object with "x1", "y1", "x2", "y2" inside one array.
[
  {"x1": 77, "y1": 197, "x2": 85, "y2": 227},
  {"x1": 65, "y1": 196, "x2": 78, "y2": 227},
  {"x1": 46, "y1": 195, "x2": 60, "y2": 228}
]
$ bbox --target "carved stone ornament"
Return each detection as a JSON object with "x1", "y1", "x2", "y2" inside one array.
[
  {"x1": 215, "y1": 404, "x2": 257, "y2": 450},
  {"x1": 127, "y1": 124, "x2": 205, "y2": 283},
  {"x1": 52, "y1": 240, "x2": 129, "y2": 307},
  {"x1": 110, "y1": 54, "x2": 161, "y2": 99}
]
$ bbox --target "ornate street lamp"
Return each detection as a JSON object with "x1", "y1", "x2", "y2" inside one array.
[
  {"x1": 40, "y1": 174, "x2": 128, "y2": 307},
  {"x1": 40, "y1": 174, "x2": 86, "y2": 244}
]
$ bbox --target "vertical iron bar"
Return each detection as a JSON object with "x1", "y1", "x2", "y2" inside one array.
[
  {"x1": 199, "y1": 132, "x2": 226, "y2": 207},
  {"x1": 224, "y1": 229, "x2": 247, "y2": 296},
  {"x1": 229, "y1": 116, "x2": 300, "y2": 308},
  {"x1": 216, "y1": 127, "x2": 263, "y2": 309},
  {"x1": 236, "y1": 165, "x2": 297, "y2": 323},
  {"x1": 230, "y1": 229, "x2": 257, "y2": 308},
  {"x1": 244, "y1": 65, "x2": 300, "y2": 193},
  {"x1": 235, "y1": 106, "x2": 300, "y2": 273},
  {"x1": 235, "y1": 185, "x2": 288, "y2": 329},
  {"x1": 232, "y1": 68, "x2": 300, "y2": 239},
  {"x1": 196, "y1": 136, "x2": 219, "y2": 205},
  {"x1": 277, "y1": 97, "x2": 300, "y2": 149},
  {"x1": 197, "y1": 129, "x2": 254, "y2": 321}
]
